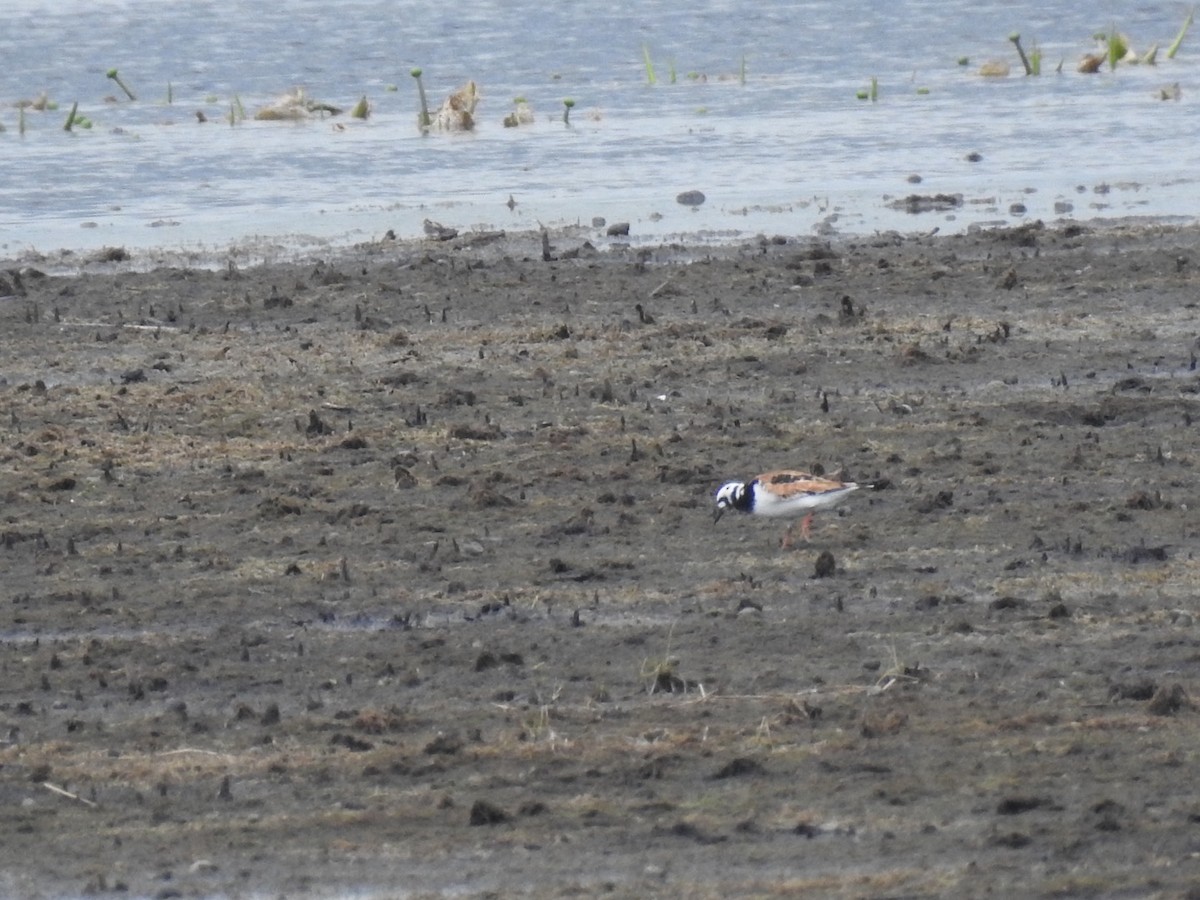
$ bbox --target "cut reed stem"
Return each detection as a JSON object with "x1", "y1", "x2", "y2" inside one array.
[
  {"x1": 106, "y1": 68, "x2": 136, "y2": 101},
  {"x1": 411, "y1": 68, "x2": 431, "y2": 131},
  {"x1": 1008, "y1": 33, "x2": 1033, "y2": 75}
]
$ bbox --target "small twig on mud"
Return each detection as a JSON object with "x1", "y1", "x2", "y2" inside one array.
[
  {"x1": 873, "y1": 395, "x2": 923, "y2": 415},
  {"x1": 871, "y1": 641, "x2": 924, "y2": 693},
  {"x1": 153, "y1": 748, "x2": 233, "y2": 758},
  {"x1": 648, "y1": 278, "x2": 672, "y2": 298},
  {"x1": 871, "y1": 676, "x2": 903, "y2": 694},
  {"x1": 42, "y1": 781, "x2": 97, "y2": 807},
  {"x1": 642, "y1": 621, "x2": 689, "y2": 695},
  {"x1": 693, "y1": 685, "x2": 873, "y2": 703},
  {"x1": 55, "y1": 322, "x2": 183, "y2": 332}
]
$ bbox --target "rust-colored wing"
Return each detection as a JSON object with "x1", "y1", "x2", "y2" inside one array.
[{"x1": 756, "y1": 470, "x2": 851, "y2": 498}]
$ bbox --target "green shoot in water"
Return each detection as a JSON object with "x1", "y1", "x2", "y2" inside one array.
[
  {"x1": 642, "y1": 45, "x2": 657, "y2": 85},
  {"x1": 562, "y1": 97, "x2": 575, "y2": 125},
  {"x1": 1168, "y1": 6, "x2": 1195, "y2": 59},
  {"x1": 228, "y1": 94, "x2": 247, "y2": 125},
  {"x1": 63, "y1": 101, "x2": 78, "y2": 131},
  {"x1": 1106, "y1": 27, "x2": 1128, "y2": 70},
  {"x1": 227, "y1": 94, "x2": 246, "y2": 126}
]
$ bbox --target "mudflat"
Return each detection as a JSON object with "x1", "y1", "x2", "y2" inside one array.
[{"x1": 2, "y1": 220, "x2": 1199, "y2": 898}]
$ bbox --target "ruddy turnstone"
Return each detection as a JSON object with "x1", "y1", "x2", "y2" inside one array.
[{"x1": 713, "y1": 469, "x2": 862, "y2": 546}]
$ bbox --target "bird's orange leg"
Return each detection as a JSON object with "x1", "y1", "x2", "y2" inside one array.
[{"x1": 799, "y1": 513, "x2": 814, "y2": 542}]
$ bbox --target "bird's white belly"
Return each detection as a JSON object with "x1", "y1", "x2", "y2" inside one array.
[{"x1": 756, "y1": 487, "x2": 855, "y2": 517}]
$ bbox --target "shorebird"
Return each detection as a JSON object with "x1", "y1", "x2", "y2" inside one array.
[{"x1": 713, "y1": 469, "x2": 863, "y2": 547}]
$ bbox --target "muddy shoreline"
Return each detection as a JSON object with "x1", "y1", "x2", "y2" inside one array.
[{"x1": 2, "y1": 220, "x2": 1199, "y2": 898}]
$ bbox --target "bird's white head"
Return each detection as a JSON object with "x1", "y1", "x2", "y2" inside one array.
[{"x1": 713, "y1": 481, "x2": 746, "y2": 522}]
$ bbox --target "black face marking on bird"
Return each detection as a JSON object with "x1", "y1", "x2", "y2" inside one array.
[{"x1": 713, "y1": 481, "x2": 749, "y2": 522}]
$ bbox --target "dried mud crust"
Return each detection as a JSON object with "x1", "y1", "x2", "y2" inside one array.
[{"x1": 2, "y1": 220, "x2": 1200, "y2": 898}]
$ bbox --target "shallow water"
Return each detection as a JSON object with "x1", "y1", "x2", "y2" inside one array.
[{"x1": 1, "y1": 0, "x2": 1198, "y2": 257}]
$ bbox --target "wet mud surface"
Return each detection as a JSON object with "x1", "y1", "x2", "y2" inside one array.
[{"x1": 2, "y1": 220, "x2": 1200, "y2": 898}]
